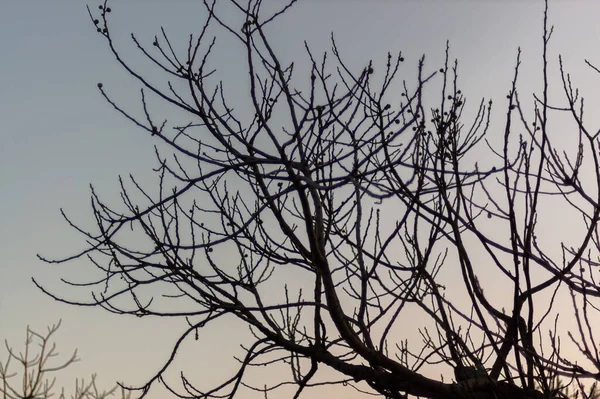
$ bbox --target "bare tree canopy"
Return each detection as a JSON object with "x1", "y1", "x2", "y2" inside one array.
[
  {"x1": 0, "y1": 321, "x2": 129, "y2": 399},
  {"x1": 37, "y1": 1, "x2": 600, "y2": 398}
]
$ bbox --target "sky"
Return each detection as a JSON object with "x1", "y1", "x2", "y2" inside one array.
[{"x1": 2, "y1": 1, "x2": 600, "y2": 398}]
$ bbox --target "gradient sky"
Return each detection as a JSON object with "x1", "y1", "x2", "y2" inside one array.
[{"x1": 2, "y1": 1, "x2": 600, "y2": 398}]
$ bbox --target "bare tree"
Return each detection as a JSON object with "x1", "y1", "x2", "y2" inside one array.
[
  {"x1": 0, "y1": 321, "x2": 129, "y2": 399},
  {"x1": 37, "y1": 1, "x2": 600, "y2": 398}
]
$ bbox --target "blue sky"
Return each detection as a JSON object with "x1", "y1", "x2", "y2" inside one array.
[{"x1": 2, "y1": 1, "x2": 600, "y2": 398}]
